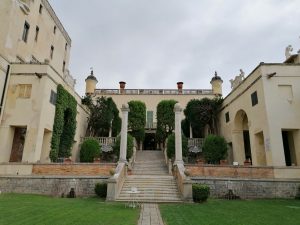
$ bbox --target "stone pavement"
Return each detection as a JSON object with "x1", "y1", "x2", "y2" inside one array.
[{"x1": 138, "y1": 203, "x2": 164, "y2": 225}]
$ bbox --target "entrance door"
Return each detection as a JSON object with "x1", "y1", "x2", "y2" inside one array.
[
  {"x1": 143, "y1": 133, "x2": 156, "y2": 150},
  {"x1": 243, "y1": 131, "x2": 252, "y2": 161},
  {"x1": 9, "y1": 127, "x2": 27, "y2": 162}
]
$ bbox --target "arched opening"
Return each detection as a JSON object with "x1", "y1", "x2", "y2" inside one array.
[{"x1": 233, "y1": 110, "x2": 252, "y2": 164}]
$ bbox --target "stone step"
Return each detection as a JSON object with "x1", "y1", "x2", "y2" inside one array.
[{"x1": 116, "y1": 198, "x2": 182, "y2": 203}]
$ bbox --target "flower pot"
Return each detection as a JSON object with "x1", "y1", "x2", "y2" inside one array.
[
  {"x1": 220, "y1": 159, "x2": 228, "y2": 165},
  {"x1": 63, "y1": 158, "x2": 72, "y2": 164},
  {"x1": 196, "y1": 159, "x2": 205, "y2": 165},
  {"x1": 93, "y1": 158, "x2": 101, "y2": 163}
]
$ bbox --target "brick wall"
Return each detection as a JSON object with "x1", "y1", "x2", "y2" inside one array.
[
  {"x1": 186, "y1": 165, "x2": 274, "y2": 179},
  {"x1": 32, "y1": 163, "x2": 116, "y2": 176}
]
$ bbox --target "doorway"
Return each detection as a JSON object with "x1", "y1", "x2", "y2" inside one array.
[
  {"x1": 143, "y1": 133, "x2": 156, "y2": 150},
  {"x1": 282, "y1": 130, "x2": 297, "y2": 166},
  {"x1": 9, "y1": 127, "x2": 27, "y2": 162}
]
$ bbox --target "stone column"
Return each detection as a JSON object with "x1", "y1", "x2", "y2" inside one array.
[
  {"x1": 174, "y1": 103, "x2": 184, "y2": 165},
  {"x1": 119, "y1": 103, "x2": 130, "y2": 162}
]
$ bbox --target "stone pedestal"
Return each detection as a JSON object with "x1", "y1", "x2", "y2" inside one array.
[
  {"x1": 119, "y1": 103, "x2": 129, "y2": 162},
  {"x1": 174, "y1": 103, "x2": 184, "y2": 165}
]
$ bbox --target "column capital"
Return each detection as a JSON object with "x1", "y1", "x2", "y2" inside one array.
[
  {"x1": 121, "y1": 103, "x2": 130, "y2": 112},
  {"x1": 174, "y1": 103, "x2": 182, "y2": 113}
]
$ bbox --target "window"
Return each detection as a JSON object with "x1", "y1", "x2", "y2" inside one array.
[
  {"x1": 39, "y1": 4, "x2": 43, "y2": 14},
  {"x1": 62, "y1": 61, "x2": 66, "y2": 72},
  {"x1": 146, "y1": 111, "x2": 154, "y2": 128},
  {"x1": 225, "y1": 112, "x2": 230, "y2": 123},
  {"x1": 53, "y1": 26, "x2": 56, "y2": 34},
  {"x1": 251, "y1": 91, "x2": 258, "y2": 106},
  {"x1": 50, "y1": 45, "x2": 54, "y2": 59},
  {"x1": 65, "y1": 43, "x2": 68, "y2": 51},
  {"x1": 50, "y1": 90, "x2": 57, "y2": 105},
  {"x1": 35, "y1": 26, "x2": 39, "y2": 41},
  {"x1": 18, "y1": 84, "x2": 32, "y2": 98},
  {"x1": 22, "y1": 21, "x2": 30, "y2": 42}
]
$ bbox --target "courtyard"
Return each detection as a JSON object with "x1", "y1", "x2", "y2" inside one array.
[{"x1": 0, "y1": 194, "x2": 299, "y2": 225}]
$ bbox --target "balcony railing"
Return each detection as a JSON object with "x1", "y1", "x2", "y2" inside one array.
[
  {"x1": 80, "y1": 137, "x2": 116, "y2": 146},
  {"x1": 94, "y1": 89, "x2": 213, "y2": 95}
]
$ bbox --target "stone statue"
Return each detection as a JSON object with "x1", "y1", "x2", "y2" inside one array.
[
  {"x1": 230, "y1": 69, "x2": 245, "y2": 90},
  {"x1": 285, "y1": 45, "x2": 293, "y2": 59}
]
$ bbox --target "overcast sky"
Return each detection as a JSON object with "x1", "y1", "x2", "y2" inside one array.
[{"x1": 49, "y1": 0, "x2": 300, "y2": 96}]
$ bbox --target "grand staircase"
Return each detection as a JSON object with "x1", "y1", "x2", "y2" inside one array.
[{"x1": 116, "y1": 151, "x2": 182, "y2": 203}]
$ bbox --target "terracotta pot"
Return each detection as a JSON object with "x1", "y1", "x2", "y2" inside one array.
[
  {"x1": 220, "y1": 159, "x2": 228, "y2": 165},
  {"x1": 93, "y1": 158, "x2": 101, "y2": 163},
  {"x1": 196, "y1": 159, "x2": 205, "y2": 165},
  {"x1": 63, "y1": 158, "x2": 72, "y2": 163}
]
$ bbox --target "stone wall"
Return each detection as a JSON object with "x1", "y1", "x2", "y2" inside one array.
[
  {"x1": 32, "y1": 163, "x2": 116, "y2": 176},
  {"x1": 0, "y1": 176, "x2": 109, "y2": 196},
  {"x1": 191, "y1": 177, "x2": 300, "y2": 199}
]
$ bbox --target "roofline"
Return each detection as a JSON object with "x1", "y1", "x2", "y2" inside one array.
[
  {"x1": 223, "y1": 62, "x2": 300, "y2": 101},
  {"x1": 42, "y1": 0, "x2": 72, "y2": 46}
]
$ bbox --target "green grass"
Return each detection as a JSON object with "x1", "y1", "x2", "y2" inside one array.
[
  {"x1": 160, "y1": 199, "x2": 300, "y2": 225},
  {"x1": 0, "y1": 194, "x2": 139, "y2": 225}
]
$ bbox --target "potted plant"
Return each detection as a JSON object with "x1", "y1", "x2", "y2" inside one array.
[
  {"x1": 64, "y1": 157, "x2": 72, "y2": 163},
  {"x1": 220, "y1": 159, "x2": 228, "y2": 165},
  {"x1": 244, "y1": 158, "x2": 252, "y2": 166}
]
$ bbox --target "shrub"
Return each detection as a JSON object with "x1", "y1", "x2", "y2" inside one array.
[
  {"x1": 95, "y1": 183, "x2": 107, "y2": 198},
  {"x1": 113, "y1": 134, "x2": 134, "y2": 160},
  {"x1": 192, "y1": 184, "x2": 210, "y2": 203},
  {"x1": 202, "y1": 135, "x2": 228, "y2": 164},
  {"x1": 80, "y1": 138, "x2": 101, "y2": 162},
  {"x1": 166, "y1": 133, "x2": 188, "y2": 159}
]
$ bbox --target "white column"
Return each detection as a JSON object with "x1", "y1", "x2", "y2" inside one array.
[
  {"x1": 109, "y1": 120, "x2": 112, "y2": 137},
  {"x1": 119, "y1": 103, "x2": 130, "y2": 162},
  {"x1": 174, "y1": 103, "x2": 184, "y2": 165},
  {"x1": 189, "y1": 124, "x2": 193, "y2": 138}
]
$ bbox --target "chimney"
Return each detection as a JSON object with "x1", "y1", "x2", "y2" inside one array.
[
  {"x1": 177, "y1": 82, "x2": 183, "y2": 94},
  {"x1": 119, "y1": 81, "x2": 126, "y2": 94}
]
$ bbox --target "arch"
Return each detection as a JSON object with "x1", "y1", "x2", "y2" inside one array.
[{"x1": 232, "y1": 109, "x2": 252, "y2": 165}]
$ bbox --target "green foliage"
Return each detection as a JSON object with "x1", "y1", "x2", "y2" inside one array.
[
  {"x1": 50, "y1": 85, "x2": 77, "y2": 161},
  {"x1": 94, "y1": 183, "x2": 107, "y2": 198},
  {"x1": 81, "y1": 95, "x2": 92, "y2": 107},
  {"x1": 192, "y1": 184, "x2": 210, "y2": 203},
  {"x1": 155, "y1": 100, "x2": 177, "y2": 144},
  {"x1": 80, "y1": 138, "x2": 101, "y2": 162},
  {"x1": 87, "y1": 97, "x2": 121, "y2": 137},
  {"x1": 202, "y1": 135, "x2": 228, "y2": 164},
  {"x1": 181, "y1": 119, "x2": 190, "y2": 138},
  {"x1": 184, "y1": 97, "x2": 223, "y2": 136},
  {"x1": 113, "y1": 134, "x2": 134, "y2": 160},
  {"x1": 128, "y1": 101, "x2": 146, "y2": 143},
  {"x1": 166, "y1": 133, "x2": 188, "y2": 159}
]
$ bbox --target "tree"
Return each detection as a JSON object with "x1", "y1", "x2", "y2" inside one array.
[
  {"x1": 80, "y1": 138, "x2": 101, "y2": 162},
  {"x1": 85, "y1": 96, "x2": 121, "y2": 137},
  {"x1": 128, "y1": 100, "x2": 146, "y2": 149},
  {"x1": 184, "y1": 97, "x2": 223, "y2": 136},
  {"x1": 166, "y1": 133, "x2": 188, "y2": 159},
  {"x1": 155, "y1": 100, "x2": 177, "y2": 146},
  {"x1": 202, "y1": 135, "x2": 228, "y2": 164}
]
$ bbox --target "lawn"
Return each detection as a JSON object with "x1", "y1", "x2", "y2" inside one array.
[
  {"x1": 0, "y1": 194, "x2": 139, "y2": 225},
  {"x1": 160, "y1": 199, "x2": 300, "y2": 225}
]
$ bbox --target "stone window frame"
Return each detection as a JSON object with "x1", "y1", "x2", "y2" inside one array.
[
  {"x1": 18, "y1": 84, "x2": 32, "y2": 99},
  {"x1": 251, "y1": 91, "x2": 258, "y2": 106},
  {"x1": 50, "y1": 90, "x2": 57, "y2": 105},
  {"x1": 225, "y1": 112, "x2": 230, "y2": 123}
]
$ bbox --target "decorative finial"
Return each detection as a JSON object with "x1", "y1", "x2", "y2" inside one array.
[
  {"x1": 215, "y1": 71, "x2": 218, "y2": 77},
  {"x1": 90, "y1": 67, "x2": 94, "y2": 75}
]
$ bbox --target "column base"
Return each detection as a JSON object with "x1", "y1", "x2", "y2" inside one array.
[{"x1": 173, "y1": 160, "x2": 184, "y2": 166}]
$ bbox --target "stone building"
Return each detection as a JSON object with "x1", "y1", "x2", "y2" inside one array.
[
  {"x1": 85, "y1": 71, "x2": 222, "y2": 149},
  {"x1": 0, "y1": 0, "x2": 88, "y2": 163},
  {"x1": 219, "y1": 55, "x2": 300, "y2": 167}
]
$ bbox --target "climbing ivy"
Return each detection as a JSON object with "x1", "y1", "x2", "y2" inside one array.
[{"x1": 50, "y1": 84, "x2": 77, "y2": 162}]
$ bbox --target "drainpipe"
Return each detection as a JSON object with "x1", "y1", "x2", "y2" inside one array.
[{"x1": 0, "y1": 65, "x2": 10, "y2": 120}]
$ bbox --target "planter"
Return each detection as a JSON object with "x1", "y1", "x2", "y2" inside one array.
[
  {"x1": 244, "y1": 159, "x2": 252, "y2": 166},
  {"x1": 93, "y1": 158, "x2": 101, "y2": 163},
  {"x1": 220, "y1": 159, "x2": 228, "y2": 165},
  {"x1": 196, "y1": 159, "x2": 205, "y2": 165},
  {"x1": 63, "y1": 158, "x2": 72, "y2": 164}
]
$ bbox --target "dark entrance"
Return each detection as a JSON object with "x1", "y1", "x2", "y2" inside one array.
[
  {"x1": 243, "y1": 131, "x2": 252, "y2": 161},
  {"x1": 282, "y1": 131, "x2": 292, "y2": 166},
  {"x1": 10, "y1": 127, "x2": 27, "y2": 162},
  {"x1": 143, "y1": 133, "x2": 156, "y2": 150}
]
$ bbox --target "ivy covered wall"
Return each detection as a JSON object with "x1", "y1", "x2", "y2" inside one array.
[{"x1": 50, "y1": 84, "x2": 77, "y2": 162}]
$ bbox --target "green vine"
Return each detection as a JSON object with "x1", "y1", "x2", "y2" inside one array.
[{"x1": 50, "y1": 84, "x2": 77, "y2": 162}]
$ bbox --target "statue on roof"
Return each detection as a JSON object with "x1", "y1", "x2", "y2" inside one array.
[
  {"x1": 230, "y1": 69, "x2": 245, "y2": 90},
  {"x1": 285, "y1": 45, "x2": 293, "y2": 59}
]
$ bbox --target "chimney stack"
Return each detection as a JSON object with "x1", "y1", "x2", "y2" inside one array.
[
  {"x1": 119, "y1": 81, "x2": 126, "y2": 94},
  {"x1": 177, "y1": 82, "x2": 183, "y2": 94}
]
